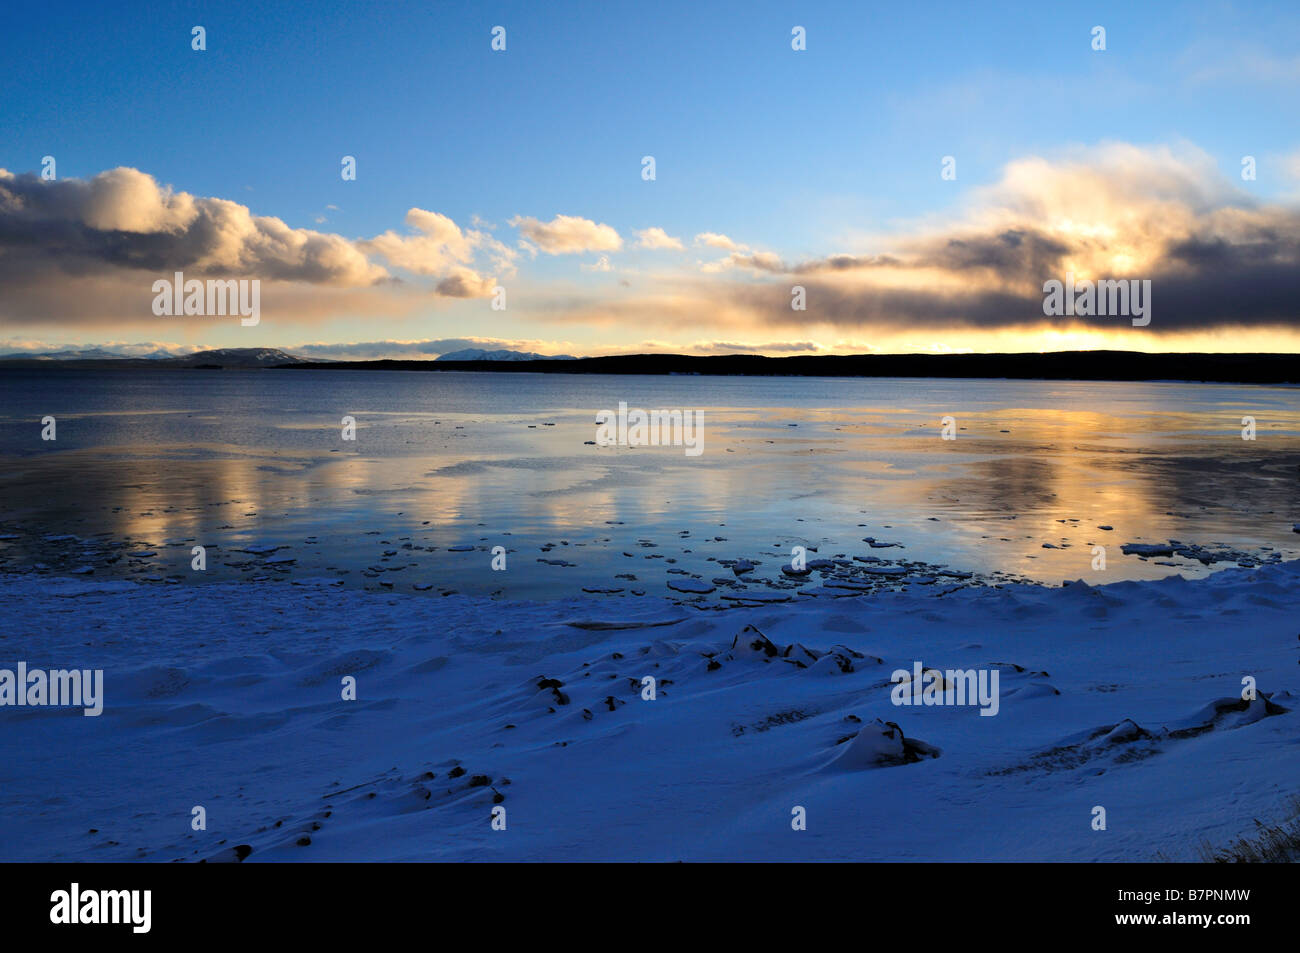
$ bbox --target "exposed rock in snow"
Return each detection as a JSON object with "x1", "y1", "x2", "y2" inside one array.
[{"x1": 829, "y1": 719, "x2": 941, "y2": 769}]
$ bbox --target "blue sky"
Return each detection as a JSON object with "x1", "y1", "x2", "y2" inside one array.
[{"x1": 2, "y1": 0, "x2": 1299, "y2": 355}]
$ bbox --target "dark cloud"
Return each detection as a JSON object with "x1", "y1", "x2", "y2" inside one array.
[{"x1": 0, "y1": 168, "x2": 385, "y2": 289}]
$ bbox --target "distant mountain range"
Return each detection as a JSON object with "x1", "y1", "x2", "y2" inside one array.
[
  {"x1": 0, "y1": 346, "x2": 573, "y2": 365},
  {"x1": 0, "y1": 347, "x2": 310, "y2": 367},
  {"x1": 0, "y1": 346, "x2": 180, "y2": 361},
  {"x1": 172, "y1": 348, "x2": 309, "y2": 367},
  {"x1": 435, "y1": 348, "x2": 576, "y2": 361}
]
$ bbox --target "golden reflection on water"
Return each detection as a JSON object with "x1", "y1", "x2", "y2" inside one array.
[{"x1": 2, "y1": 397, "x2": 1298, "y2": 587}]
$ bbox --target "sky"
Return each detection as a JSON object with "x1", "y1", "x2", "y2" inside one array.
[{"x1": 2, "y1": 0, "x2": 1299, "y2": 358}]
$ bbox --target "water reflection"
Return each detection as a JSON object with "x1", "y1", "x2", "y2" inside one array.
[{"x1": 0, "y1": 369, "x2": 1297, "y2": 596}]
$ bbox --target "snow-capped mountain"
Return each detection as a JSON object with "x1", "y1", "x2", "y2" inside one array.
[
  {"x1": 435, "y1": 348, "x2": 576, "y2": 361},
  {"x1": 173, "y1": 348, "x2": 309, "y2": 366},
  {"x1": 0, "y1": 346, "x2": 179, "y2": 360}
]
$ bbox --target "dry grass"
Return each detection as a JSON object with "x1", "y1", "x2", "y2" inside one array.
[{"x1": 1197, "y1": 796, "x2": 1300, "y2": 863}]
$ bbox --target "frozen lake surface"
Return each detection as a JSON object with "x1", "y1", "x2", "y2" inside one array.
[{"x1": 1, "y1": 368, "x2": 1298, "y2": 598}]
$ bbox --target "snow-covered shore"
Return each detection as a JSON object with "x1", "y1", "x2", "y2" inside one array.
[{"x1": 1, "y1": 562, "x2": 1296, "y2": 861}]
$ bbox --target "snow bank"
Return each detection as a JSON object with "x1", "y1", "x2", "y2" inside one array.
[{"x1": 1, "y1": 560, "x2": 1297, "y2": 861}]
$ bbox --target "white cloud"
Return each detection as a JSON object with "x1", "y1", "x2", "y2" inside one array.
[
  {"x1": 694, "y1": 232, "x2": 749, "y2": 252},
  {"x1": 510, "y1": 214, "x2": 622, "y2": 254},
  {"x1": 361, "y1": 207, "x2": 515, "y2": 293},
  {"x1": 700, "y1": 251, "x2": 785, "y2": 273},
  {"x1": 636, "y1": 227, "x2": 684, "y2": 250}
]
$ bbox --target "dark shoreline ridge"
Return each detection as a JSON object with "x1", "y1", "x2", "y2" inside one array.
[
  {"x1": 288, "y1": 350, "x2": 1300, "y2": 384},
  {"x1": 2, "y1": 350, "x2": 1297, "y2": 384}
]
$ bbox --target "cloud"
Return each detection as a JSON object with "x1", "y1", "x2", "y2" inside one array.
[
  {"x1": 7, "y1": 146, "x2": 1300, "y2": 346},
  {"x1": 509, "y1": 214, "x2": 622, "y2": 254},
  {"x1": 691, "y1": 340, "x2": 821, "y2": 354},
  {"x1": 670, "y1": 144, "x2": 1300, "y2": 335},
  {"x1": 362, "y1": 208, "x2": 476, "y2": 274},
  {"x1": 434, "y1": 267, "x2": 498, "y2": 298},
  {"x1": 0, "y1": 167, "x2": 510, "y2": 324},
  {"x1": 636, "y1": 227, "x2": 684, "y2": 250},
  {"x1": 362, "y1": 207, "x2": 512, "y2": 294},
  {"x1": 290, "y1": 337, "x2": 576, "y2": 361},
  {"x1": 0, "y1": 167, "x2": 386, "y2": 288},
  {"x1": 691, "y1": 231, "x2": 754, "y2": 252},
  {"x1": 701, "y1": 251, "x2": 786, "y2": 273},
  {"x1": 694, "y1": 232, "x2": 748, "y2": 252}
]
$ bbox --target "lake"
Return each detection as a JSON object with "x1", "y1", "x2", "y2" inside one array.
[{"x1": 1, "y1": 367, "x2": 1297, "y2": 600}]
